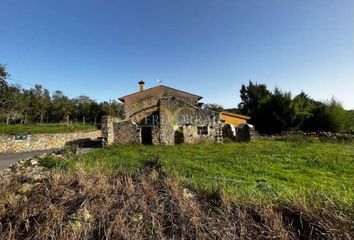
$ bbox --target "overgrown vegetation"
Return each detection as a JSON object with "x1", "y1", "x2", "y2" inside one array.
[
  {"x1": 0, "y1": 123, "x2": 97, "y2": 135},
  {"x1": 42, "y1": 140, "x2": 354, "y2": 218},
  {"x1": 0, "y1": 139, "x2": 352, "y2": 238},
  {"x1": 1, "y1": 156, "x2": 353, "y2": 239},
  {"x1": 3, "y1": 167, "x2": 347, "y2": 239}
]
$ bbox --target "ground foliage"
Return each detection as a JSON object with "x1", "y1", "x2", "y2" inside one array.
[
  {"x1": 0, "y1": 163, "x2": 353, "y2": 239},
  {"x1": 32, "y1": 139, "x2": 354, "y2": 239}
]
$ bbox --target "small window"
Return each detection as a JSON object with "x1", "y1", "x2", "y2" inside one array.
[{"x1": 197, "y1": 126, "x2": 208, "y2": 135}]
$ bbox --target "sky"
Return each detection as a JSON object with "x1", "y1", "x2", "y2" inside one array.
[{"x1": 0, "y1": 0, "x2": 353, "y2": 109}]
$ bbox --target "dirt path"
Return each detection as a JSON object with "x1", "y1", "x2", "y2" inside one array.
[{"x1": 0, "y1": 150, "x2": 56, "y2": 170}]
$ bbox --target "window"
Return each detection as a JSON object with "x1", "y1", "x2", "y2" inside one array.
[{"x1": 197, "y1": 126, "x2": 208, "y2": 135}]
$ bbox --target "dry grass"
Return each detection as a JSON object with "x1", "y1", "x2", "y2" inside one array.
[{"x1": 0, "y1": 163, "x2": 352, "y2": 240}]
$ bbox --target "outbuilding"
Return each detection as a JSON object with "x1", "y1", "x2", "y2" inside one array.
[{"x1": 219, "y1": 111, "x2": 250, "y2": 136}]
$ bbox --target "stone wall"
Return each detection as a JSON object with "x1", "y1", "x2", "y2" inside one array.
[
  {"x1": 181, "y1": 124, "x2": 223, "y2": 143},
  {"x1": 103, "y1": 94, "x2": 223, "y2": 145},
  {"x1": 255, "y1": 131, "x2": 354, "y2": 142},
  {"x1": 113, "y1": 120, "x2": 141, "y2": 145},
  {"x1": 125, "y1": 98, "x2": 160, "y2": 120},
  {"x1": 182, "y1": 125, "x2": 198, "y2": 143},
  {"x1": 151, "y1": 126, "x2": 161, "y2": 145},
  {"x1": 159, "y1": 97, "x2": 223, "y2": 144},
  {"x1": 236, "y1": 124, "x2": 255, "y2": 142},
  {"x1": 159, "y1": 99, "x2": 174, "y2": 144},
  {"x1": 209, "y1": 124, "x2": 223, "y2": 143},
  {"x1": 101, "y1": 116, "x2": 121, "y2": 145},
  {"x1": 279, "y1": 130, "x2": 354, "y2": 142},
  {"x1": 0, "y1": 130, "x2": 101, "y2": 153}
]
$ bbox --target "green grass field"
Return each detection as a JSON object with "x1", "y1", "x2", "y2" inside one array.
[
  {"x1": 0, "y1": 123, "x2": 98, "y2": 135},
  {"x1": 42, "y1": 138, "x2": 354, "y2": 217}
]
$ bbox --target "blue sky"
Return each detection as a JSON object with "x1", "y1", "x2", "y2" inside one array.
[{"x1": 1, "y1": 0, "x2": 353, "y2": 109}]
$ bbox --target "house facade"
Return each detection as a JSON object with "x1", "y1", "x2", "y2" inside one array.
[{"x1": 102, "y1": 81, "x2": 223, "y2": 145}]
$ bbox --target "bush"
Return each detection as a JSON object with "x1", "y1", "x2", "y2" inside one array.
[{"x1": 301, "y1": 100, "x2": 346, "y2": 132}]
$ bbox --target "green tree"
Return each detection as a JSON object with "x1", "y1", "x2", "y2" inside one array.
[
  {"x1": 17, "y1": 89, "x2": 31, "y2": 123},
  {"x1": 0, "y1": 64, "x2": 9, "y2": 80},
  {"x1": 255, "y1": 88, "x2": 296, "y2": 134},
  {"x1": 324, "y1": 99, "x2": 345, "y2": 131},
  {"x1": 238, "y1": 81, "x2": 272, "y2": 132},
  {"x1": 0, "y1": 65, "x2": 26, "y2": 124},
  {"x1": 27, "y1": 85, "x2": 51, "y2": 123},
  {"x1": 50, "y1": 90, "x2": 73, "y2": 123},
  {"x1": 292, "y1": 91, "x2": 316, "y2": 128},
  {"x1": 88, "y1": 101, "x2": 102, "y2": 126},
  {"x1": 72, "y1": 95, "x2": 98, "y2": 124},
  {"x1": 4, "y1": 84, "x2": 25, "y2": 124},
  {"x1": 301, "y1": 99, "x2": 345, "y2": 132},
  {"x1": 99, "y1": 100, "x2": 125, "y2": 119},
  {"x1": 202, "y1": 103, "x2": 224, "y2": 113},
  {"x1": 343, "y1": 110, "x2": 354, "y2": 131},
  {"x1": 0, "y1": 64, "x2": 10, "y2": 121},
  {"x1": 238, "y1": 81, "x2": 271, "y2": 116}
]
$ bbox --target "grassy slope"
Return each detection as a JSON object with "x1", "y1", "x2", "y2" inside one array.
[
  {"x1": 43, "y1": 139, "x2": 354, "y2": 216},
  {"x1": 0, "y1": 124, "x2": 97, "y2": 135}
]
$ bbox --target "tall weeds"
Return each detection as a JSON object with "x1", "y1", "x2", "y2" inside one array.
[{"x1": 0, "y1": 165, "x2": 352, "y2": 239}]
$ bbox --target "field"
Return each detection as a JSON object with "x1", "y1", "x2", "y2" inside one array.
[
  {"x1": 2, "y1": 138, "x2": 353, "y2": 239},
  {"x1": 43, "y1": 138, "x2": 354, "y2": 216},
  {"x1": 0, "y1": 123, "x2": 98, "y2": 135}
]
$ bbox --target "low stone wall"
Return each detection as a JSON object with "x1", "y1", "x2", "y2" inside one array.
[
  {"x1": 280, "y1": 130, "x2": 354, "y2": 141},
  {"x1": 256, "y1": 130, "x2": 354, "y2": 142},
  {"x1": 0, "y1": 130, "x2": 101, "y2": 153}
]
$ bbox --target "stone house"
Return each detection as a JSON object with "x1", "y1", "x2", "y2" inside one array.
[{"x1": 102, "y1": 81, "x2": 223, "y2": 145}]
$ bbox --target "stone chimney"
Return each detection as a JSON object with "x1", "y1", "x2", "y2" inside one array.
[{"x1": 138, "y1": 80, "x2": 145, "y2": 92}]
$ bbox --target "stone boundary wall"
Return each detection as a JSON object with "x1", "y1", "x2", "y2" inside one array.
[
  {"x1": 257, "y1": 130, "x2": 354, "y2": 142},
  {"x1": 0, "y1": 130, "x2": 101, "y2": 153},
  {"x1": 284, "y1": 131, "x2": 354, "y2": 142}
]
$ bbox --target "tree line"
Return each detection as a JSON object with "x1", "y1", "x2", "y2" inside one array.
[
  {"x1": 1, "y1": 64, "x2": 353, "y2": 132},
  {"x1": 236, "y1": 81, "x2": 354, "y2": 134},
  {"x1": 0, "y1": 64, "x2": 124, "y2": 125}
]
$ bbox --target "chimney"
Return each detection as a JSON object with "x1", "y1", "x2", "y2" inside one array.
[{"x1": 138, "y1": 80, "x2": 145, "y2": 91}]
